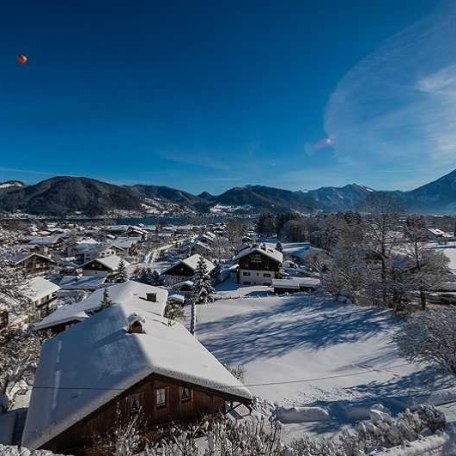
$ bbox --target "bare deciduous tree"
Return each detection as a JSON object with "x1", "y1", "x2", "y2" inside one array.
[
  {"x1": 0, "y1": 228, "x2": 41, "y2": 409},
  {"x1": 363, "y1": 195, "x2": 402, "y2": 307},
  {"x1": 403, "y1": 215, "x2": 450, "y2": 310},
  {"x1": 395, "y1": 308, "x2": 456, "y2": 377}
]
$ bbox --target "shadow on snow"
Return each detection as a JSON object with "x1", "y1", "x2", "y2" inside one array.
[{"x1": 199, "y1": 295, "x2": 395, "y2": 364}]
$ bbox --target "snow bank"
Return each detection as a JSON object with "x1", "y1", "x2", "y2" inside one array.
[
  {"x1": 375, "y1": 433, "x2": 454, "y2": 456},
  {"x1": 370, "y1": 404, "x2": 393, "y2": 422},
  {"x1": 275, "y1": 406, "x2": 330, "y2": 423},
  {"x1": 425, "y1": 387, "x2": 456, "y2": 406},
  {"x1": 0, "y1": 445, "x2": 64, "y2": 455}
]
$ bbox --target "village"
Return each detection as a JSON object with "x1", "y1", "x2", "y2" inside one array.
[{"x1": 0, "y1": 211, "x2": 455, "y2": 456}]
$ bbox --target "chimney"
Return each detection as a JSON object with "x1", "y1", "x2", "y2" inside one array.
[
  {"x1": 127, "y1": 313, "x2": 145, "y2": 334},
  {"x1": 146, "y1": 292, "x2": 157, "y2": 302}
]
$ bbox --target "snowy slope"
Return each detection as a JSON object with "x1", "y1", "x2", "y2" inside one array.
[{"x1": 193, "y1": 285, "x2": 453, "y2": 439}]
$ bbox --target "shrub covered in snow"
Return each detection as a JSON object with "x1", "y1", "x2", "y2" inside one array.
[
  {"x1": 163, "y1": 301, "x2": 184, "y2": 321},
  {"x1": 95, "y1": 406, "x2": 142, "y2": 456},
  {"x1": 274, "y1": 406, "x2": 330, "y2": 424},
  {"x1": 289, "y1": 405, "x2": 446, "y2": 456},
  {"x1": 144, "y1": 415, "x2": 282, "y2": 456},
  {"x1": 0, "y1": 446, "x2": 64, "y2": 456}
]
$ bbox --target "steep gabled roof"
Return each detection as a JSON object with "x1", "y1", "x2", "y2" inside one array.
[
  {"x1": 163, "y1": 254, "x2": 215, "y2": 275},
  {"x1": 23, "y1": 301, "x2": 251, "y2": 450},
  {"x1": 233, "y1": 244, "x2": 283, "y2": 264},
  {"x1": 13, "y1": 252, "x2": 54, "y2": 266},
  {"x1": 33, "y1": 281, "x2": 167, "y2": 331},
  {"x1": 23, "y1": 277, "x2": 60, "y2": 303},
  {"x1": 81, "y1": 254, "x2": 129, "y2": 271}
]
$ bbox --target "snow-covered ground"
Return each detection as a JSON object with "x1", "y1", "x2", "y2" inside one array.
[{"x1": 191, "y1": 281, "x2": 456, "y2": 441}]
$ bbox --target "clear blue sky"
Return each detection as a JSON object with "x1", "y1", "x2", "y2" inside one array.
[{"x1": 2, "y1": 0, "x2": 452, "y2": 194}]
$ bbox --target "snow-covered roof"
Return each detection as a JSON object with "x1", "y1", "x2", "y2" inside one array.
[
  {"x1": 77, "y1": 238, "x2": 99, "y2": 245},
  {"x1": 271, "y1": 277, "x2": 321, "y2": 289},
  {"x1": 182, "y1": 254, "x2": 215, "y2": 272},
  {"x1": 168, "y1": 294, "x2": 186, "y2": 303},
  {"x1": 82, "y1": 254, "x2": 129, "y2": 271},
  {"x1": 110, "y1": 237, "x2": 140, "y2": 250},
  {"x1": 58, "y1": 275, "x2": 106, "y2": 291},
  {"x1": 199, "y1": 232, "x2": 216, "y2": 242},
  {"x1": 23, "y1": 302, "x2": 251, "y2": 450},
  {"x1": 23, "y1": 277, "x2": 60, "y2": 303},
  {"x1": 191, "y1": 241, "x2": 212, "y2": 251},
  {"x1": 164, "y1": 254, "x2": 215, "y2": 275},
  {"x1": 12, "y1": 252, "x2": 54, "y2": 266},
  {"x1": 27, "y1": 235, "x2": 63, "y2": 246},
  {"x1": 127, "y1": 226, "x2": 148, "y2": 235},
  {"x1": 233, "y1": 244, "x2": 283, "y2": 264},
  {"x1": 428, "y1": 228, "x2": 452, "y2": 238},
  {"x1": 32, "y1": 281, "x2": 168, "y2": 331},
  {"x1": 74, "y1": 240, "x2": 103, "y2": 253}
]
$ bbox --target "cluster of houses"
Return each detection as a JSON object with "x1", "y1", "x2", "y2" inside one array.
[{"x1": 0, "y1": 219, "x2": 330, "y2": 454}]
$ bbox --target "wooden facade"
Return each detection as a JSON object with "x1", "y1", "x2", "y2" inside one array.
[
  {"x1": 237, "y1": 249, "x2": 282, "y2": 285},
  {"x1": 42, "y1": 373, "x2": 249, "y2": 455},
  {"x1": 16, "y1": 254, "x2": 54, "y2": 275},
  {"x1": 238, "y1": 251, "x2": 281, "y2": 272},
  {"x1": 81, "y1": 260, "x2": 114, "y2": 276},
  {"x1": 164, "y1": 262, "x2": 194, "y2": 278}
]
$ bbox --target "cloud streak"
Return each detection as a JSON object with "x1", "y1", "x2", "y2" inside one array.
[{"x1": 324, "y1": 2, "x2": 456, "y2": 177}]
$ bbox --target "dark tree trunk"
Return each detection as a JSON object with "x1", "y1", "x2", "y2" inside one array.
[{"x1": 419, "y1": 288, "x2": 426, "y2": 311}]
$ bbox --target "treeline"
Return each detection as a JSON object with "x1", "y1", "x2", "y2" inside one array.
[{"x1": 257, "y1": 203, "x2": 454, "y2": 310}]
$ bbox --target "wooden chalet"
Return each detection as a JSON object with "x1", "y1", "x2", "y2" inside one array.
[
  {"x1": 14, "y1": 252, "x2": 55, "y2": 275},
  {"x1": 233, "y1": 244, "x2": 283, "y2": 285},
  {"x1": 81, "y1": 254, "x2": 129, "y2": 277},
  {"x1": 32, "y1": 280, "x2": 167, "y2": 335},
  {"x1": 162, "y1": 254, "x2": 215, "y2": 286},
  {"x1": 23, "y1": 276, "x2": 61, "y2": 320},
  {"x1": 22, "y1": 303, "x2": 251, "y2": 454}
]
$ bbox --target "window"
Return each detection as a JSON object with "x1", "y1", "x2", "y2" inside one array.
[
  {"x1": 242, "y1": 271, "x2": 251, "y2": 276},
  {"x1": 130, "y1": 392, "x2": 143, "y2": 412},
  {"x1": 180, "y1": 387, "x2": 192, "y2": 402},
  {"x1": 155, "y1": 388, "x2": 167, "y2": 408},
  {"x1": 263, "y1": 273, "x2": 271, "y2": 278},
  {"x1": 250, "y1": 254, "x2": 262, "y2": 263}
]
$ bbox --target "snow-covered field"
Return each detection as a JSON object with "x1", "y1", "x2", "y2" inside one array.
[{"x1": 191, "y1": 282, "x2": 455, "y2": 441}]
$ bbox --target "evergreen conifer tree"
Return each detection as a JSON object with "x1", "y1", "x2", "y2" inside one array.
[
  {"x1": 192, "y1": 256, "x2": 215, "y2": 305},
  {"x1": 116, "y1": 259, "x2": 128, "y2": 283}
]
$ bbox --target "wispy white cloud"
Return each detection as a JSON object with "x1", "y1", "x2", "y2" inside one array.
[{"x1": 324, "y1": 2, "x2": 456, "y2": 178}]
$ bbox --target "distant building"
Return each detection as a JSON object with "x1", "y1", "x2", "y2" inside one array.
[
  {"x1": 33, "y1": 280, "x2": 168, "y2": 334},
  {"x1": 162, "y1": 254, "x2": 215, "y2": 286},
  {"x1": 271, "y1": 277, "x2": 320, "y2": 294},
  {"x1": 233, "y1": 244, "x2": 283, "y2": 286},
  {"x1": 76, "y1": 245, "x2": 116, "y2": 265},
  {"x1": 23, "y1": 276, "x2": 60, "y2": 319},
  {"x1": 13, "y1": 252, "x2": 55, "y2": 275},
  {"x1": 81, "y1": 255, "x2": 129, "y2": 277},
  {"x1": 426, "y1": 228, "x2": 454, "y2": 244},
  {"x1": 27, "y1": 235, "x2": 64, "y2": 250},
  {"x1": 58, "y1": 275, "x2": 107, "y2": 292}
]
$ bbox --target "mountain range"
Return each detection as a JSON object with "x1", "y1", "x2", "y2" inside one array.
[{"x1": 0, "y1": 169, "x2": 455, "y2": 216}]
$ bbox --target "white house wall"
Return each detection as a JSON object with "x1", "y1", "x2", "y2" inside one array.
[{"x1": 238, "y1": 269, "x2": 276, "y2": 286}]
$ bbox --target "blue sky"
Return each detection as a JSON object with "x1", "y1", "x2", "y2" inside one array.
[{"x1": 1, "y1": 0, "x2": 451, "y2": 194}]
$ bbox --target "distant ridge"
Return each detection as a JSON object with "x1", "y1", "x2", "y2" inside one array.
[{"x1": 0, "y1": 169, "x2": 455, "y2": 216}]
